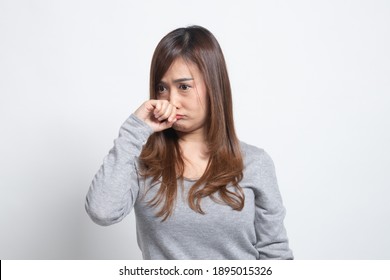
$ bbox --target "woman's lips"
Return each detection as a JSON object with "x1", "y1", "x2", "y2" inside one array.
[{"x1": 176, "y1": 114, "x2": 184, "y2": 120}]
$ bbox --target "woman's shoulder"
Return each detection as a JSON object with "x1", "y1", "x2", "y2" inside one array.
[
  {"x1": 238, "y1": 141, "x2": 279, "y2": 188},
  {"x1": 239, "y1": 140, "x2": 275, "y2": 168},
  {"x1": 239, "y1": 140, "x2": 264, "y2": 154}
]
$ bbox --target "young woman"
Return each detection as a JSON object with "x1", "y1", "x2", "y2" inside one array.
[{"x1": 85, "y1": 25, "x2": 293, "y2": 260}]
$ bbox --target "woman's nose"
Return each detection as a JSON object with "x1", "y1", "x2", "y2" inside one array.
[{"x1": 168, "y1": 90, "x2": 180, "y2": 108}]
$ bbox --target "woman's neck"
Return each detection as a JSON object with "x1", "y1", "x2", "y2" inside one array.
[
  {"x1": 176, "y1": 128, "x2": 206, "y2": 144},
  {"x1": 177, "y1": 130, "x2": 210, "y2": 179}
]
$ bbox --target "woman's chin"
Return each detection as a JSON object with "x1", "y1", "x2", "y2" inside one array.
[{"x1": 172, "y1": 122, "x2": 186, "y2": 132}]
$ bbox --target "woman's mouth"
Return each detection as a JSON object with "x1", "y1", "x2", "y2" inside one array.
[{"x1": 176, "y1": 114, "x2": 184, "y2": 120}]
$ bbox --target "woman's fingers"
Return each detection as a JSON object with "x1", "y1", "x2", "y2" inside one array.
[
  {"x1": 134, "y1": 99, "x2": 177, "y2": 132},
  {"x1": 156, "y1": 104, "x2": 172, "y2": 121},
  {"x1": 153, "y1": 100, "x2": 175, "y2": 121},
  {"x1": 168, "y1": 106, "x2": 177, "y2": 122}
]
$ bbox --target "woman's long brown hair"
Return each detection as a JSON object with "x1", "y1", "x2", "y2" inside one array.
[{"x1": 139, "y1": 26, "x2": 244, "y2": 221}]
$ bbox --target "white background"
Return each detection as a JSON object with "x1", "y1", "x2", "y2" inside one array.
[{"x1": 1, "y1": 0, "x2": 389, "y2": 259}]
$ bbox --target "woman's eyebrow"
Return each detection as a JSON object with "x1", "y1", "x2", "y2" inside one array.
[{"x1": 172, "y1": 77, "x2": 194, "y2": 83}]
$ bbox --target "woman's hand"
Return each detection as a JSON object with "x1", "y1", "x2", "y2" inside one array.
[{"x1": 134, "y1": 100, "x2": 177, "y2": 132}]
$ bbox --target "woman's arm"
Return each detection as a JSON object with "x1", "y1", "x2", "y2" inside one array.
[
  {"x1": 253, "y1": 149, "x2": 294, "y2": 259},
  {"x1": 85, "y1": 99, "x2": 178, "y2": 226},
  {"x1": 85, "y1": 114, "x2": 153, "y2": 226}
]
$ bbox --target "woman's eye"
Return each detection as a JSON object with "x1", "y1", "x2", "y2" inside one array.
[
  {"x1": 179, "y1": 84, "x2": 191, "y2": 91},
  {"x1": 157, "y1": 85, "x2": 167, "y2": 93}
]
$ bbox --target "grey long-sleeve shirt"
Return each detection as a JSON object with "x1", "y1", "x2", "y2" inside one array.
[{"x1": 85, "y1": 114, "x2": 293, "y2": 260}]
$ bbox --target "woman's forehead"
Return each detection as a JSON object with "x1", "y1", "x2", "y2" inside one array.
[{"x1": 161, "y1": 58, "x2": 202, "y2": 82}]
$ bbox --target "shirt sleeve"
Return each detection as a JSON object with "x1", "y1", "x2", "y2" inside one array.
[
  {"x1": 253, "y1": 149, "x2": 294, "y2": 259},
  {"x1": 85, "y1": 114, "x2": 154, "y2": 226}
]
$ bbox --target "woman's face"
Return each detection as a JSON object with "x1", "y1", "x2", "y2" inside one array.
[{"x1": 156, "y1": 57, "x2": 208, "y2": 136}]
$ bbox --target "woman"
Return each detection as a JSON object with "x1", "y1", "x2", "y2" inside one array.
[{"x1": 85, "y1": 25, "x2": 293, "y2": 260}]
